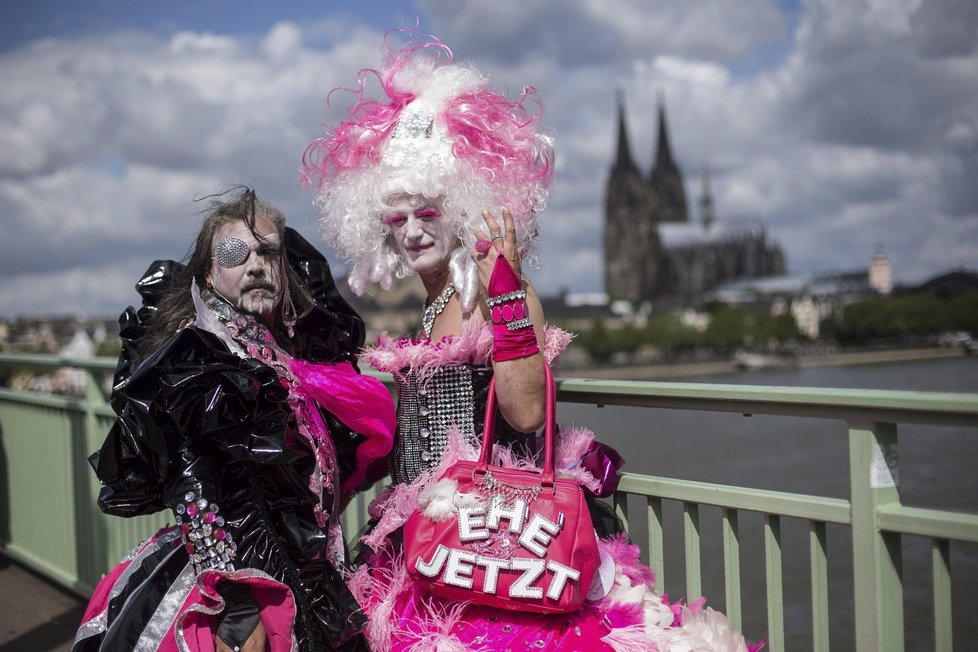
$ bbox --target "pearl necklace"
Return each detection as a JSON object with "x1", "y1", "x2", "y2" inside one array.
[{"x1": 421, "y1": 284, "x2": 456, "y2": 338}]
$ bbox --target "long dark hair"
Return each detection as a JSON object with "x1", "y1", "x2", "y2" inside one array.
[{"x1": 138, "y1": 188, "x2": 313, "y2": 358}]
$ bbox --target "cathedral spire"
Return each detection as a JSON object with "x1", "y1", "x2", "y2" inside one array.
[
  {"x1": 648, "y1": 91, "x2": 688, "y2": 223},
  {"x1": 652, "y1": 90, "x2": 676, "y2": 173},
  {"x1": 613, "y1": 89, "x2": 637, "y2": 171}
]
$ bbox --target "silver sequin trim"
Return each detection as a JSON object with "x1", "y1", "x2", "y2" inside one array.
[
  {"x1": 134, "y1": 561, "x2": 197, "y2": 652},
  {"x1": 73, "y1": 610, "x2": 108, "y2": 646}
]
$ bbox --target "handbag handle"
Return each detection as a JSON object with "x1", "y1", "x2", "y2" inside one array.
[{"x1": 478, "y1": 362, "x2": 557, "y2": 487}]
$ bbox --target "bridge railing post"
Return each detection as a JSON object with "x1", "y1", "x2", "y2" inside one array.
[{"x1": 849, "y1": 420, "x2": 904, "y2": 652}]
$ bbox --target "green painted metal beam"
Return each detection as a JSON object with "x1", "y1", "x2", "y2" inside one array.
[
  {"x1": 647, "y1": 497, "x2": 664, "y2": 591},
  {"x1": 810, "y1": 521, "x2": 830, "y2": 652},
  {"x1": 932, "y1": 538, "x2": 952, "y2": 652},
  {"x1": 720, "y1": 508, "x2": 742, "y2": 631},
  {"x1": 555, "y1": 377, "x2": 978, "y2": 427},
  {"x1": 877, "y1": 504, "x2": 978, "y2": 543},
  {"x1": 765, "y1": 515, "x2": 785, "y2": 652},
  {"x1": 683, "y1": 503, "x2": 701, "y2": 600},
  {"x1": 617, "y1": 474, "x2": 851, "y2": 524}
]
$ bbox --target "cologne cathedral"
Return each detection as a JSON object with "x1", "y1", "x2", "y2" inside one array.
[{"x1": 605, "y1": 94, "x2": 786, "y2": 303}]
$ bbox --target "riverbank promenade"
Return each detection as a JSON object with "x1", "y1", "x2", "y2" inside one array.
[{"x1": 2, "y1": 350, "x2": 977, "y2": 651}]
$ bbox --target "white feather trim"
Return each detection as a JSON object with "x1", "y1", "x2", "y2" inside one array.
[{"x1": 419, "y1": 478, "x2": 460, "y2": 521}]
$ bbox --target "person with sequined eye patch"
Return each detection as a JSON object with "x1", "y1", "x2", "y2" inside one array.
[
  {"x1": 76, "y1": 187, "x2": 395, "y2": 652},
  {"x1": 207, "y1": 217, "x2": 284, "y2": 325}
]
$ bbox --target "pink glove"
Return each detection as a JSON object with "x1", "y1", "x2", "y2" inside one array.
[{"x1": 487, "y1": 255, "x2": 539, "y2": 362}]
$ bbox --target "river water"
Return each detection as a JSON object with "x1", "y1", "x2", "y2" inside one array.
[{"x1": 557, "y1": 355, "x2": 978, "y2": 651}]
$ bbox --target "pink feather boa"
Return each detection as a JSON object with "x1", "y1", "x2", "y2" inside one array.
[{"x1": 359, "y1": 323, "x2": 573, "y2": 381}]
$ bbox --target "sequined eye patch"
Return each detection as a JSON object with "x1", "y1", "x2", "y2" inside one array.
[{"x1": 214, "y1": 236, "x2": 279, "y2": 268}]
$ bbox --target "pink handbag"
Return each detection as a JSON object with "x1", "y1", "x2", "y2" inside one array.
[{"x1": 403, "y1": 364, "x2": 600, "y2": 614}]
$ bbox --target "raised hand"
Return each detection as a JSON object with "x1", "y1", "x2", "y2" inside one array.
[{"x1": 471, "y1": 207, "x2": 522, "y2": 290}]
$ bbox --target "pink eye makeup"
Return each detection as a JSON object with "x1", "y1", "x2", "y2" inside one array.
[{"x1": 382, "y1": 206, "x2": 441, "y2": 226}]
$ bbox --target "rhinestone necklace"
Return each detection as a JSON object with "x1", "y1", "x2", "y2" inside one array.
[{"x1": 421, "y1": 284, "x2": 456, "y2": 338}]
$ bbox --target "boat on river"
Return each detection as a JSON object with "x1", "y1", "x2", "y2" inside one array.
[{"x1": 733, "y1": 349, "x2": 799, "y2": 370}]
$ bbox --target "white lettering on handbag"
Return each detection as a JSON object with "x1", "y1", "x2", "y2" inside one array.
[
  {"x1": 414, "y1": 503, "x2": 582, "y2": 601},
  {"x1": 486, "y1": 496, "x2": 528, "y2": 532},
  {"x1": 475, "y1": 555, "x2": 510, "y2": 594},
  {"x1": 509, "y1": 557, "x2": 546, "y2": 599},
  {"x1": 545, "y1": 560, "x2": 581, "y2": 600},
  {"x1": 518, "y1": 512, "x2": 562, "y2": 557},
  {"x1": 415, "y1": 544, "x2": 450, "y2": 577},
  {"x1": 443, "y1": 549, "x2": 478, "y2": 589},
  {"x1": 458, "y1": 505, "x2": 489, "y2": 541}
]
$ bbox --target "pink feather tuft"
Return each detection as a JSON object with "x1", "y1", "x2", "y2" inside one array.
[
  {"x1": 346, "y1": 565, "x2": 373, "y2": 605},
  {"x1": 350, "y1": 549, "x2": 415, "y2": 652},
  {"x1": 543, "y1": 326, "x2": 574, "y2": 365},
  {"x1": 604, "y1": 602, "x2": 645, "y2": 629},
  {"x1": 554, "y1": 426, "x2": 595, "y2": 465},
  {"x1": 438, "y1": 425, "x2": 481, "y2": 468},
  {"x1": 552, "y1": 425, "x2": 602, "y2": 493},
  {"x1": 600, "y1": 534, "x2": 656, "y2": 587},
  {"x1": 361, "y1": 472, "x2": 435, "y2": 551},
  {"x1": 396, "y1": 598, "x2": 479, "y2": 652}
]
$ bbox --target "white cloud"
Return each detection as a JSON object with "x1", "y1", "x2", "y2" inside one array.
[
  {"x1": 262, "y1": 21, "x2": 303, "y2": 61},
  {"x1": 169, "y1": 31, "x2": 237, "y2": 55}
]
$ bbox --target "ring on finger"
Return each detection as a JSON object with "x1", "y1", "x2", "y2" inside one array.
[
  {"x1": 474, "y1": 239, "x2": 493, "y2": 255},
  {"x1": 490, "y1": 232, "x2": 504, "y2": 242}
]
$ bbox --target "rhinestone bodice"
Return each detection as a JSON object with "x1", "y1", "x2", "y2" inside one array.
[{"x1": 390, "y1": 363, "x2": 530, "y2": 485}]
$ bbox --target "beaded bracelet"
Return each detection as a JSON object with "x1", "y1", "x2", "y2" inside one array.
[{"x1": 486, "y1": 290, "x2": 526, "y2": 308}]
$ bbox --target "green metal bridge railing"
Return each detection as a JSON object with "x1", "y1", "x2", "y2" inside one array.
[{"x1": 1, "y1": 353, "x2": 977, "y2": 651}]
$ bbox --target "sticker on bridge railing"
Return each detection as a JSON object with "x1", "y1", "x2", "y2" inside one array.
[{"x1": 870, "y1": 443, "x2": 899, "y2": 488}]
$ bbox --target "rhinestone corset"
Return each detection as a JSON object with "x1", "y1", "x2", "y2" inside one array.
[{"x1": 390, "y1": 363, "x2": 530, "y2": 485}]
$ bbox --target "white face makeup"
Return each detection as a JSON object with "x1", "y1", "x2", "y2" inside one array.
[
  {"x1": 207, "y1": 216, "x2": 283, "y2": 324},
  {"x1": 384, "y1": 194, "x2": 458, "y2": 274}
]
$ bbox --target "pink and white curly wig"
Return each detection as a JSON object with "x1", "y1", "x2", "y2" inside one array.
[{"x1": 301, "y1": 31, "x2": 555, "y2": 312}]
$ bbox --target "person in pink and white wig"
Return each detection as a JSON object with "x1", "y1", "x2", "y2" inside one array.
[
  {"x1": 303, "y1": 28, "x2": 553, "y2": 439},
  {"x1": 302, "y1": 29, "x2": 762, "y2": 652}
]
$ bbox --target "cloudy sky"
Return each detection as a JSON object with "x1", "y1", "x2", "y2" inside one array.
[{"x1": 1, "y1": 0, "x2": 976, "y2": 317}]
